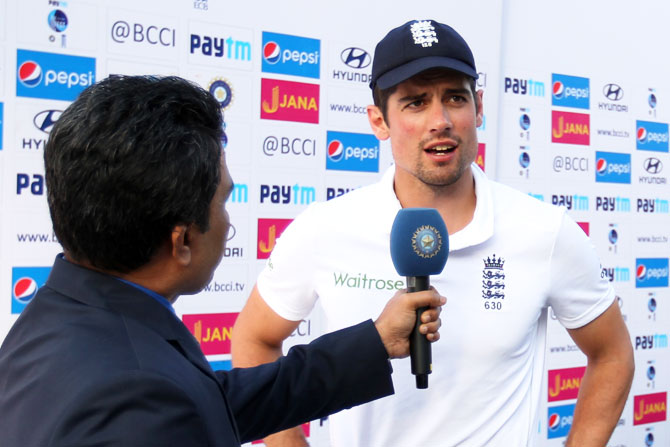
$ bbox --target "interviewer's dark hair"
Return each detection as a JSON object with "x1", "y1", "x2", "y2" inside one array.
[{"x1": 45, "y1": 75, "x2": 223, "y2": 272}]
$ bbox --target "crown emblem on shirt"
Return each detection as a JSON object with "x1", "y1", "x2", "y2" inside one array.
[{"x1": 483, "y1": 255, "x2": 505, "y2": 270}]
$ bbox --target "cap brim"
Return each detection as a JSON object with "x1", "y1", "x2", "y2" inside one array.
[{"x1": 375, "y1": 56, "x2": 478, "y2": 90}]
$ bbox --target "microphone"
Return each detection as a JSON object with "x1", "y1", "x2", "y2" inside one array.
[{"x1": 390, "y1": 208, "x2": 449, "y2": 389}]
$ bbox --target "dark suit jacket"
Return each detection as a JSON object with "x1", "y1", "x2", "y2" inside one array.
[{"x1": 0, "y1": 256, "x2": 394, "y2": 446}]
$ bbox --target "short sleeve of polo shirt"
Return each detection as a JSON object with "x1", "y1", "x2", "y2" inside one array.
[
  {"x1": 547, "y1": 212, "x2": 615, "y2": 329},
  {"x1": 255, "y1": 204, "x2": 321, "y2": 321}
]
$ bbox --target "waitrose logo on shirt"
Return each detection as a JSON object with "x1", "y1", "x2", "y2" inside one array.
[{"x1": 333, "y1": 272, "x2": 404, "y2": 291}]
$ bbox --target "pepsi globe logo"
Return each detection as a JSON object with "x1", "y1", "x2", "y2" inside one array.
[
  {"x1": 18, "y1": 61, "x2": 43, "y2": 87},
  {"x1": 548, "y1": 413, "x2": 560, "y2": 431},
  {"x1": 638, "y1": 126, "x2": 648, "y2": 143},
  {"x1": 552, "y1": 81, "x2": 564, "y2": 99},
  {"x1": 263, "y1": 42, "x2": 281, "y2": 64},
  {"x1": 596, "y1": 158, "x2": 607, "y2": 175},
  {"x1": 13, "y1": 277, "x2": 38, "y2": 304},
  {"x1": 637, "y1": 264, "x2": 647, "y2": 281},
  {"x1": 327, "y1": 140, "x2": 344, "y2": 162},
  {"x1": 48, "y1": 9, "x2": 68, "y2": 33}
]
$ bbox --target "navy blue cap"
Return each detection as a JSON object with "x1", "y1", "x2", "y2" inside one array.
[
  {"x1": 390, "y1": 208, "x2": 449, "y2": 277},
  {"x1": 370, "y1": 19, "x2": 478, "y2": 91}
]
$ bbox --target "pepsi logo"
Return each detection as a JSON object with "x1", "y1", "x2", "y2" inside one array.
[
  {"x1": 638, "y1": 127, "x2": 648, "y2": 143},
  {"x1": 18, "y1": 61, "x2": 43, "y2": 88},
  {"x1": 637, "y1": 264, "x2": 647, "y2": 281},
  {"x1": 552, "y1": 81, "x2": 564, "y2": 99},
  {"x1": 263, "y1": 42, "x2": 281, "y2": 64},
  {"x1": 596, "y1": 158, "x2": 607, "y2": 175},
  {"x1": 13, "y1": 277, "x2": 38, "y2": 303},
  {"x1": 327, "y1": 140, "x2": 344, "y2": 161},
  {"x1": 548, "y1": 413, "x2": 560, "y2": 431}
]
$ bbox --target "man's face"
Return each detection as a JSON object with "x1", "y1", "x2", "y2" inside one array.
[
  {"x1": 370, "y1": 72, "x2": 483, "y2": 189},
  {"x1": 185, "y1": 155, "x2": 233, "y2": 293}
]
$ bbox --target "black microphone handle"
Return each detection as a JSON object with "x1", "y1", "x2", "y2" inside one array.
[{"x1": 406, "y1": 275, "x2": 431, "y2": 389}]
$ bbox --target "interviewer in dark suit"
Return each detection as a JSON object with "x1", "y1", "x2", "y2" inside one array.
[{"x1": 0, "y1": 76, "x2": 444, "y2": 447}]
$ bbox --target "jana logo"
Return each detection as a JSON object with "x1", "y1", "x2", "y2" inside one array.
[
  {"x1": 16, "y1": 49, "x2": 96, "y2": 101},
  {"x1": 636, "y1": 258, "x2": 669, "y2": 288},
  {"x1": 261, "y1": 31, "x2": 320, "y2": 79},
  {"x1": 11, "y1": 267, "x2": 51, "y2": 314},
  {"x1": 636, "y1": 120, "x2": 669, "y2": 152},
  {"x1": 552, "y1": 74, "x2": 590, "y2": 109},
  {"x1": 325, "y1": 130, "x2": 379, "y2": 173},
  {"x1": 595, "y1": 151, "x2": 631, "y2": 184}
]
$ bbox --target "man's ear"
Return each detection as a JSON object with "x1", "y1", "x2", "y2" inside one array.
[
  {"x1": 367, "y1": 105, "x2": 390, "y2": 141},
  {"x1": 171, "y1": 224, "x2": 192, "y2": 266},
  {"x1": 475, "y1": 89, "x2": 484, "y2": 128}
]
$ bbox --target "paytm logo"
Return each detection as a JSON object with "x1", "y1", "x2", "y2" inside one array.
[
  {"x1": 261, "y1": 31, "x2": 320, "y2": 79},
  {"x1": 326, "y1": 131, "x2": 379, "y2": 173},
  {"x1": 260, "y1": 184, "x2": 316, "y2": 205},
  {"x1": 636, "y1": 258, "x2": 669, "y2": 288},
  {"x1": 552, "y1": 74, "x2": 589, "y2": 109},
  {"x1": 12, "y1": 267, "x2": 51, "y2": 314},
  {"x1": 503, "y1": 77, "x2": 545, "y2": 97},
  {"x1": 547, "y1": 403, "x2": 575, "y2": 439},
  {"x1": 17, "y1": 49, "x2": 95, "y2": 101},
  {"x1": 637, "y1": 120, "x2": 669, "y2": 152},
  {"x1": 595, "y1": 151, "x2": 631, "y2": 184}
]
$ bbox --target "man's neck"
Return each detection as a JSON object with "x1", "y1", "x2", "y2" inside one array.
[{"x1": 393, "y1": 167, "x2": 477, "y2": 235}]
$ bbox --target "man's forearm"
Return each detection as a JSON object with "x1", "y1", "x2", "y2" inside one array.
[{"x1": 565, "y1": 356, "x2": 634, "y2": 446}]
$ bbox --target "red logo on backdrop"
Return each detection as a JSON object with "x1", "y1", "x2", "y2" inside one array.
[
  {"x1": 634, "y1": 392, "x2": 667, "y2": 425},
  {"x1": 252, "y1": 423, "x2": 310, "y2": 444},
  {"x1": 182, "y1": 313, "x2": 239, "y2": 356},
  {"x1": 476, "y1": 143, "x2": 486, "y2": 171},
  {"x1": 551, "y1": 111, "x2": 590, "y2": 145},
  {"x1": 576, "y1": 222, "x2": 590, "y2": 236},
  {"x1": 260, "y1": 78, "x2": 319, "y2": 124},
  {"x1": 257, "y1": 218, "x2": 293, "y2": 259},
  {"x1": 548, "y1": 366, "x2": 586, "y2": 402}
]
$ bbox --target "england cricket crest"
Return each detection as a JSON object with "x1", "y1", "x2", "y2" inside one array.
[{"x1": 482, "y1": 254, "x2": 506, "y2": 311}]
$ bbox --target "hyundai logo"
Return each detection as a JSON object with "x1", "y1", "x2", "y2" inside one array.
[
  {"x1": 603, "y1": 83, "x2": 623, "y2": 101},
  {"x1": 226, "y1": 224, "x2": 236, "y2": 241},
  {"x1": 340, "y1": 47, "x2": 371, "y2": 69},
  {"x1": 644, "y1": 157, "x2": 663, "y2": 174},
  {"x1": 33, "y1": 109, "x2": 62, "y2": 133}
]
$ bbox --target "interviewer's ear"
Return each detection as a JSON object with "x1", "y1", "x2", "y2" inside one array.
[{"x1": 171, "y1": 224, "x2": 192, "y2": 266}]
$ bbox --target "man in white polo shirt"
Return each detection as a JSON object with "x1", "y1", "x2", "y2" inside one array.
[{"x1": 232, "y1": 19, "x2": 634, "y2": 447}]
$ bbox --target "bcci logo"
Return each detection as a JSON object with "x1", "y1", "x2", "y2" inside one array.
[
  {"x1": 411, "y1": 225, "x2": 442, "y2": 258},
  {"x1": 208, "y1": 77, "x2": 233, "y2": 110}
]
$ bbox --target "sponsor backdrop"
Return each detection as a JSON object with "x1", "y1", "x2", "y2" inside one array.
[{"x1": 0, "y1": 0, "x2": 667, "y2": 445}]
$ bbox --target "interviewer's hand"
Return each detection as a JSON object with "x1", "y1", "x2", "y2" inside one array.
[{"x1": 374, "y1": 287, "x2": 445, "y2": 359}]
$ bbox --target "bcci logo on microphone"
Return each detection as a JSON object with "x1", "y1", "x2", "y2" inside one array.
[{"x1": 411, "y1": 225, "x2": 442, "y2": 258}]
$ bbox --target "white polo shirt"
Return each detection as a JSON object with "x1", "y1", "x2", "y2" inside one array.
[{"x1": 257, "y1": 164, "x2": 614, "y2": 447}]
